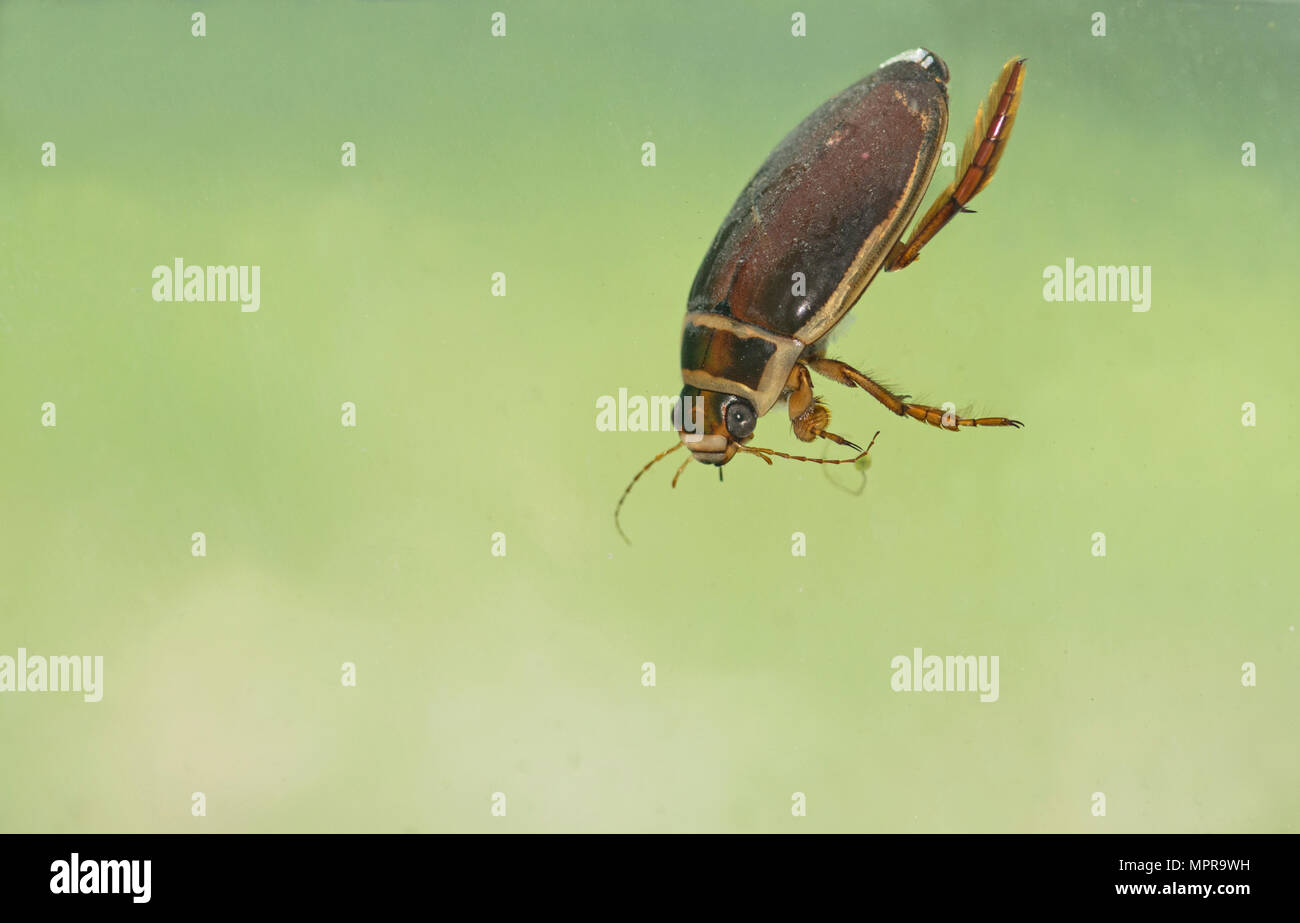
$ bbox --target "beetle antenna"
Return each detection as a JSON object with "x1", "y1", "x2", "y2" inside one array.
[
  {"x1": 740, "y1": 431, "x2": 880, "y2": 466},
  {"x1": 614, "y1": 441, "x2": 683, "y2": 544}
]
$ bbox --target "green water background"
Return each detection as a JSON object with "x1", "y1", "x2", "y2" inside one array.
[{"x1": 1, "y1": 0, "x2": 1296, "y2": 832}]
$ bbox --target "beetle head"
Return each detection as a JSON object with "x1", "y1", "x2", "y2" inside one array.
[
  {"x1": 615, "y1": 387, "x2": 877, "y2": 543},
  {"x1": 673, "y1": 386, "x2": 758, "y2": 465}
]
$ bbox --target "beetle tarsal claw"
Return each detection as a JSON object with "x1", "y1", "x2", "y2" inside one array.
[{"x1": 818, "y1": 429, "x2": 862, "y2": 452}]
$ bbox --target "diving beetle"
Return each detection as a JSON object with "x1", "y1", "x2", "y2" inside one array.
[{"x1": 617, "y1": 49, "x2": 1027, "y2": 540}]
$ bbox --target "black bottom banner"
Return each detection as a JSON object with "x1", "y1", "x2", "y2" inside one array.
[{"x1": 0, "y1": 833, "x2": 1286, "y2": 909}]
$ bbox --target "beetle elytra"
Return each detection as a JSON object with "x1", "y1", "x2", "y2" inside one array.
[{"x1": 617, "y1": 49, "x2": 1028, "y2": 541}]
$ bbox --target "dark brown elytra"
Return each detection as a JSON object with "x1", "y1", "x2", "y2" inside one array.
[{"x1": 617, "y1": 49, "x2": 1027, "y2": 542}]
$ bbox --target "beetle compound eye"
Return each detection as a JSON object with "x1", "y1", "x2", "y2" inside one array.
[{"x1": 724, "y1": 399, "x2": 757, "y2": 439}]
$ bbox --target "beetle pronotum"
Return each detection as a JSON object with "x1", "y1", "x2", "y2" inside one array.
[{"x1": 616, "y1": 49, "x2": 1028, "y2": 541}]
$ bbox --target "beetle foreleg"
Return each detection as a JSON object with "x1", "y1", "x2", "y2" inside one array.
[
  {"x1": 808, "y1": 357, "x2": 1023, "y2": 432},
  {"x1": 785, "y1": 363, "x2": 862, "y2": 450}
]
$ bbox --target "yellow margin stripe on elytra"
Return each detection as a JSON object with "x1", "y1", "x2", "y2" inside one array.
[{"x1": 792, "y1": 97, "x2": 949, "y2": 346}]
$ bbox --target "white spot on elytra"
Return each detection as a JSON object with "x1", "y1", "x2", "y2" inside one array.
[{"x1": 880, "y1": 48, "x2": 935, "y2": 70}]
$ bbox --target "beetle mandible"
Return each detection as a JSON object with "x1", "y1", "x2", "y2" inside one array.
[{"x1": 617, "y1": 49, "x2": 1028, "y2": 541}]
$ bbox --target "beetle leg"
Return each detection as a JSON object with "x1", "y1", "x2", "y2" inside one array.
[
  {"x1": 885, "y1": 57, "x2": 1027, "y2": 271},
  {"x1": 807, "y1": 357, "x2": 1022, "y2": 432},
  {"x1": 785, "y1": 363, "x2": 861, "y2": 449}
]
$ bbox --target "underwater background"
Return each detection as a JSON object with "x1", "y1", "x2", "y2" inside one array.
[{"x1": 0, "y1": 0, "x2": 1295, "y2": 832}]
